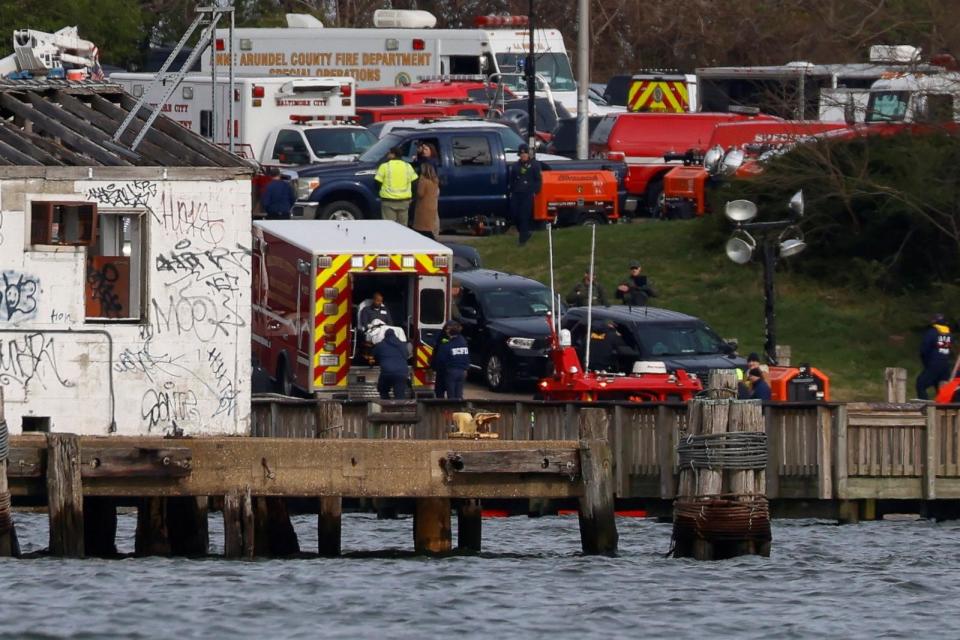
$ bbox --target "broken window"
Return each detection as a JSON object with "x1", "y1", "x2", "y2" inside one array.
[
  {"x1": 30, "y1": 201, "x2": 98, "y2": 246},
  {"x1": 85, "y1": 210, "x2": 145, "y2": 321}
]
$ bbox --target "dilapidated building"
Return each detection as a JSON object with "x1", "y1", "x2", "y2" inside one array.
[{"x1": 0, "y1": 79, "x2": 254, "y2": 436}]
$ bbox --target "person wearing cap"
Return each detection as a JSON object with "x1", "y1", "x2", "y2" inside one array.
[
  {"x1": 566, "y1": 270, "x2": 608, "y2": 307},
  {"x1": 375, "y1": 146, "x2": 418, "y2": 225},
  {"x1": 738, "y1": 352, "x2": 763, "y2": 395},
  {"x1": 261, "y1": 167, "x2": 295, "y2": 220},
  {"x1": 433, "y1": 321, "x2": 470, "y2": 399},
  {"x1": 917, "y1": 313, "x2": 953, "y2": 400},
  {"x1": 586, "y1": 319, "x2": 633, "y2": 372},
  {"x1": 746, "y1": 367, "x2": 772, "y2": 402},
  {"x1": 616, "y1": 261, "x2": 657, "y2": 306},
  {"x1": 508, "y1": 143, "x2": 542, "y2": 246}
]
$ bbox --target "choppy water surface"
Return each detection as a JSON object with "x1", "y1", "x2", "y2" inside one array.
[{"x1": 1, "y1": 513, "x2": 958, "y2": 639}]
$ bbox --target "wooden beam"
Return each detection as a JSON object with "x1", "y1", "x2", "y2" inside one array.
[
  {"x1": 86, "y1": 93, "x2": 214, "y2": 167},
  {"x1": 46, "y1": 433, "x2": 84, "y2": 557},
  {"x1": 0, "y1": 136, "x2": 43, "y2": 165},
  {"x1": 0, "y1": 120, "x2": 90, "y2": 165},
  {"x1": 55, "y1": 91, "x2": 183, "y2": 166},
  {"x1": 0, "y1": 93, "x2": 127, "y2": 166},
  {"x1": 9, "y1": 436, "x2": 585, "y2": 500},
  {"x1": 81, "y1": 446, "x2": 192, "y2": 479},
  {"x1": 0, "y1": 120, "x2": 62, "y2": 164},
  {"x1": 442, "y1": 449, "x2": 580, "y2": 476}
]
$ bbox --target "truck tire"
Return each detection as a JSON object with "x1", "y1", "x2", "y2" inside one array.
[
  {"x1": 644, "y1": 178, "x2": 664, "y2": 218},
  {"x1": 320, "y1": 200, "x2": 363, "y2": 221},
  {"x1": 578, "y1": 213, "x2": 608, "y2": 226},
  {"x1": 274, "y1": 355, "x2": 294, "y2": 396},
  {"x1": 484, "y1": 350, "x2": 511, "y2": 392}
]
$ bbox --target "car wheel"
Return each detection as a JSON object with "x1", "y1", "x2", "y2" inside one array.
[
  {"x1": 484, "y1": 351, "x2": 511, "y2": 392},
  {"x1": 275, "y1": 356, "x2": 294, "y2": 396},
  {"x1": 644, "y1": 178, "x2": 664, "y2": 218},
  {"x1": 579, "y1": 213, "x2": 607, "y2": 226},
  {"x1": 320, "y1": 200, "x2": 363, "y2": 221}
]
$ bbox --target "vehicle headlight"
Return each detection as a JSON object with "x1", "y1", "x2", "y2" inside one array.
[
  {"x1": 507, "y1": 337, "x2": 536, "y2": 350},
  {"x1": 298, "y1": 178, "x2": 320, "y2": 200}
]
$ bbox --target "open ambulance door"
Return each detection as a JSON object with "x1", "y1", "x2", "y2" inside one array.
[{"x1": 415, "y1": 274, "x2": 448, "y2": 385}]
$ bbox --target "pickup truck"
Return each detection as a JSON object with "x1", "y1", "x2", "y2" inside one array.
[{"x1": 292, "y1": 121, "x2": 630, "y2": 231}]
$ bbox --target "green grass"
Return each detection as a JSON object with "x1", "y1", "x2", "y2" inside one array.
[{"x1": 463, "y1": 221, "x2": 943, "y2": 401}]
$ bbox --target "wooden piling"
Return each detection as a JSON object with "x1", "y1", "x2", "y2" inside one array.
[
  {"x1": 413, "y1": 497, "x2": 452, "y2": 554},
  {"x1": 135, "y1": 497, "x2": 209, "y2": 556},
  {"x1": 223, "y1": 491, "x2": 244, "y2": 558},
  {"x1": 885, "y1": 368, "x2": 908, "y2": 403},
  {"x1": 242, "y1": 488, "x2": 256, "y2": 559},
  {"x1": 0, "y1": 390, "x2": 19, "y2": 557},
  {"x1": 318, "y1": 496, "x2": 342, "y2": 556},
  {"x1": 255, "y1": 497, "x2": 300, "y2": 556},
  {"x1": 577, "y1": 408, "x2": 619, "y2": 555},
  {"x1": 693, "y1": 400, "x2": 729, "y2": 560},
  {"x1": 83, "y1": 497, "x2": 117, "y2": 556},
  {"x1": 457, "y1": 499, "x2": 482, "y2": 552},
  {"x1": 46, "y1": 433, "x2": 84, "y2": 557}
]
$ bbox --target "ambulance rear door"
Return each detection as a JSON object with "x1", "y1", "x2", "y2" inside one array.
[{"x1": 416, "y1": 274, "x2": 447, "y2": 348}]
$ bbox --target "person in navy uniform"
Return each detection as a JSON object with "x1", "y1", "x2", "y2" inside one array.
[
  {"x1": 917, "y1": 313, "x2": 953, "y2": 400},
  {"x1": 430, "y1": 328, "x2": 452, "y2": 398},
  {"x1": 261, "y1": 167, "x2": 295, "y2": 219},
  {"x1": 360, "y1": 292, "x2": 393, "y2": 329},
  {"x1": 373, "y1": 329, "x2": 410, "y2": 399},
  {"x1": 508, "y1": 143, "x2": 542, "y2": 246},
  {"x1": 433, "y1": 320, "x2": 470, "y2": 399}
]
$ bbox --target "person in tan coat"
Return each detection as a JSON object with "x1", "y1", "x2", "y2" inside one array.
[{"x1": 413, "y1": 161, "x2": 441, "y2": 239}]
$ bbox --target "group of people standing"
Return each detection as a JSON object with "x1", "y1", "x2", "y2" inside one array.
[{"x1": 566, "y1": 260, "x2": 658, "y2": 308}]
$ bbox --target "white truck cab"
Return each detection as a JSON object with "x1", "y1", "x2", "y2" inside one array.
[{"x1": 260, "y1": 118, "x2": 377, "y2": 165}]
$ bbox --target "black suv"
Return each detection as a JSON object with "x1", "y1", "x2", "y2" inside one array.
[
  {"x1": 561, "y1": 306, "x2": 746, "y2": 379},
  {"x1": 454, "y1": 269, "x2": 557, "y2": 391},
  {"x1": 546, "y1": 116, "x2": 604, "y2": 158}
]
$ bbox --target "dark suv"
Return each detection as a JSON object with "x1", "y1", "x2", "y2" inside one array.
[
  {"x1": 454, "y1": 269, "x2": 557, "y2": 391},
  {"x1": 561, "y1": 306, "x2": 746, "y2": 379}
]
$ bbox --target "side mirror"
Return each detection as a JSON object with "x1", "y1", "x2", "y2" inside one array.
[
  {"x1": 460, "y1": 305, "x2": 478, "y2": 320},
  {"x1": 721, "y1": 341, "x2": 737, "y2": 355}
]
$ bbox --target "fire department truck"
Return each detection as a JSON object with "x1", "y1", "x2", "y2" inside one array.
[
  {"x1": 205, "y1": 10, "x2": 584, "y2": 111},
  {"x1": 109, "y1": 73, "x2": 357, "y2": 161},
  {"x1": 252, "y1": 220, "x2": 453, "y2": 397},
  {"x1": 626, "y1": 72, "x2": 697, "y2": 113}
]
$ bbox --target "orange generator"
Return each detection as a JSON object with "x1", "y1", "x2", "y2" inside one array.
[
  {"x1": 533, "y1": 168, "x2": 620, "y2": 225},
  {"x1": 766, "y1": 364, "x2": 830, "y2": 402}
]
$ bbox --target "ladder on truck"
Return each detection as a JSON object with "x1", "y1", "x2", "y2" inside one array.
[{"x1": 112, "y1": 0, "x2": 236, "y2": 152}]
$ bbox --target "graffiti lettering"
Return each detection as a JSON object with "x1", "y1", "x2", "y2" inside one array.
[
  {"x1": 157, "y1": 190, "x2": 226, "y2": 245},
  {"x1": 85, "y1": 181, "x2": 157, "y2": 208},
  {"x1": 155, "y1": 240, "x2": 250, "y2": 290},
  {"x1": 0, "y1": 332, "x2": 74, "y2": 389},
  {"x1": 141, "y1": 381, "x2": 199, "y2": 431},
  {"x1": 1, "y1": 271, "x2": 40, "y2": 322},
  {"x1": 207, "y1": 347, "x2": 238, "y2": 418},
  {"x1": 86, "y1": 262, "x2": 124, "y2": 318},
  {"x1": 147, "y1": 287, "x2": 245, "y2": 343}
]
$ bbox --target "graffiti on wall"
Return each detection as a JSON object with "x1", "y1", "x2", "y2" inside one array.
[
  {"x1": 1, "y1": 271, "x2": 40, "y2": 322},
  {"x1": 0, "y1": 332, "x2": 74, "y2": 389}
]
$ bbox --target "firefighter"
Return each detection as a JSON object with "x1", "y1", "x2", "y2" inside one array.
[
  {"x1": 616, "y1": 261, "x2": 657, "y2": 306},
  {"x1": 373, "y1": 329, "x2": 410, "y2": 399},
  {"x1": 586, "y1": 320, "x2": 631, "y2": 372},
  {"x1": 375, "y1": 146, "x2": 418, "y2": 225},
  {"x1": 433, "y1": 320, "x2": 470, "y2": 399},
  {"x1": 916, "y1": 313, "x2": 953, "y2": 400},
  {"x1": 508, "y1": 143, "x2": 542, "y2": 246},
  {"x1": 566, "y1": 270, "x2": 608, "y2": 307},
  {"x1": 261, "y1": 167, "x2": 295, "y2": 219}
]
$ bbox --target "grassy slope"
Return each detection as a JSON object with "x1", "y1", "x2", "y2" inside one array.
[{"x1": 467, "y1": 221, "x2": 937, "y2": 401}]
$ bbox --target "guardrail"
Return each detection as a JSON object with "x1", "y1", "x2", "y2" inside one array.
[{"x1": 249, "y1": 395, "x2": 960, "y2": 502}]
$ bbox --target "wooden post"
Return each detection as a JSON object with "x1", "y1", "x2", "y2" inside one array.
[
  {"x1": 834, "y1": 404, "x2": 849, "y2": 501},
  {"x1": 413, "y1": 497, "x2": 452, "y2": 554},
  {"x1": 46, "y1": 433, "x2": 84, "y2": 557},
  {"x1": 693, "y1": 399, "x2": 729, "y2": 560},
  {"x1": 708, "y1": 370, "x2": 739, "y2": 397},
  {"x1": 135, "y1": 498, "x2": 170, "y2": 555},
  {"x1": 765, "y1": 409, "x2": 781, "y2": 499},
  {"x1": 318, "y1": 496, "x2": 342, "y2": 556},
  {"x1": 256, "y1": 498, "x2": 300, "y2": 557},
  {"x1": 0, "y1": 389, "x2": 19, "y2": 557},
  {"x1": 816, "y1": 406, "x2": 833, "y2": 500},
  {"x1": 136, "y1": 497, "x2": 209, "y2": 556},
  {"x1": 775, "y1": 345, "x2": 792, "y2": 367},
  {"x1": 924, "y1": 404, "x2": 938, "y2": 500},
  {"x1": 457, "y1": 499, "x2": 482, "y2": 552},
  {"x1": 577, "y1": 408, "x2": 619, "y2": 554},
  {"x1": 242, "y1": 488, "x2": 256, "y2": 559},
  {"x1": 728, "y1": 400, "x2": 763, "y2": 556},
  {"x1": 885, "y1": 367, "x2": 908, "y2": 403},
  {"x1": 84, "y1": 497, "x2": 118, "y2": 556},
  {"x1": 223, "y1": 491, "x2": 243, "y2": 558},
  {"x1": 656, "y1": 405, "x2": 675, "y2": 499}
]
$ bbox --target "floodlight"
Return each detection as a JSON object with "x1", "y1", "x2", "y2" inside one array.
[
  {"x1": 725, "y1": 230, "x2": 756, "y2": 264},
  {"x1": 778, "y1": 225, "x2": 807, "y2": 258},
  {"x1": 721, "y1": 148, "x2": 745, "y2": 175},
  {"x1": 724, "y1": 199, "x2": 758, "y2": 222},
  {"x1": 703, "y1": 145, "x2": 724, "y2": 175},
  {"x1": 788, "y1": 190, "x2": 804, "y2": 217}
]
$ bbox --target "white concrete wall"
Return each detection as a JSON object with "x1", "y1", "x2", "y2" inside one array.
[{"x1": 0, "y1": 176, "x2": 251, "y2": 436}]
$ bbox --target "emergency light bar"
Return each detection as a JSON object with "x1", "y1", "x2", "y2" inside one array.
[
  {"x1": 416, "y1": 74, "x2": 486, "y2": 83},
  {"x1": 473, "y1": 15, "x2": 529, "y2": 28}
]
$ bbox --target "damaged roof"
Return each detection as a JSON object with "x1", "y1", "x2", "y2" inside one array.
[{"x1": 0, "y1": 79, "x2": 252, "y2": 168}]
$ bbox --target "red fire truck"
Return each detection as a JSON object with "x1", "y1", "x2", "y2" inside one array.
[
  {"x1": 252, "y1": 220, "x2": 453, "y2": 396},
  {"x1": 357, "y1": 79, "x2": 509, "y2": 107}
]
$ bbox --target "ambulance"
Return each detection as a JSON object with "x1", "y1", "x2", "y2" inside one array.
[
  {"x1": 626, "y1": 73, "x2": 697, "y2": 113},
  {"x1": 205, "y1": 10, "x2": 584, "y2": 111},
  {"x1": 109, "y1": 73, "x2": 356, "y2": 161},
  {"x1": 252, "y1": 220, "x2": 453, "y2": 397}
]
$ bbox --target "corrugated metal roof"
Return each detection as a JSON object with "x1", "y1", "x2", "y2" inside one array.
[
  {"x1": 0, "y1": 80, "x2": 252, "y2": 168},
  {"x1": 254, "y1": 219, "x2": 454, "y2": 255}
]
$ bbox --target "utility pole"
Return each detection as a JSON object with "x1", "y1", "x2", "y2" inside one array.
[
  {"x1": 526, "y1": 0, "x2": 536, "y2": 151},
  {"x1": 576, "y1": 0, "x2": 590, "y2": 159}
]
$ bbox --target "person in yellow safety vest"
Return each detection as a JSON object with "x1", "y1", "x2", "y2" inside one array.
[{"x1": 375, "y1": 146, "x2": 418, "y2": 225}]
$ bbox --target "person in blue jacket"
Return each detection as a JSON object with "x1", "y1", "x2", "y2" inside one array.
[
  {"x1": 373, "y1": 329, "x2": 410, "y2": 399},
  {"x1": 917, "y1": 313, "x2": 953, "y2": 400},
  {"x1": 430, "y1": 329, "x2": 452, "y2": 398},
  {"x1": 433, "y1": 321, "x2": 470, "y2": 400},
  {"x1": 746, "y1": 367, "x2": 772, "y2": 402},
  {"x1": 260, "y1": 168, "x2": 295, "y2": 219},
  {"x1": 508, "y1": 143, "x2": 542, "y2": 246}
]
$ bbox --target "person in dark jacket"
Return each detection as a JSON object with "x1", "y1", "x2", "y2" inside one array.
[
  {"x1": 566, "y1": 270, "x2": 608, "y2": 307},
  {"x1": 508, "y1": 143, "x2": 542, "y2": 246},
  {"x1": 616, "y1": 261, "x2": 657, "y2": 306},
  {"x1": 746, "y1": 367, "x2": 772, "y2": 402},
  {"x1": 360, "y1": 292, "x2": 393, "y2": 329},
  {"x1": 433, "y1": 321, "x2": 470, "y2": 399},
  {"x1": 586, "y1": 320, "x2": 632, "y2": 372},
  {"x1": 430, "y1": 328, "x2": 452, "y2": 398},
  {"x1": 917, "y1": 313, "x2": 953, "y2": 399},
  {"x1": 261, "y1": 168, "x2": 295, "y2": 219},
  {"x1": 373, "y1": 329, "x2": 409, "y2": 399}
]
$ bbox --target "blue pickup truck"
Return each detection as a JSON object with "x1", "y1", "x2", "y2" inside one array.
[{"x1": 291, "y1": 121, "x2": 630, "y2": 232}]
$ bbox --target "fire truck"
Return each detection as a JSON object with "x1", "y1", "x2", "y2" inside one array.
[
  {"x1": 626, "y1": 72, "x2": 697, "y2": 113},
  {"x1": 206, "y1": 10, "x2": 585, "y2": 112},
  {"x1": 252, "y1": 220, "x2": 453, "y2": 397},
  {"x1": 109, "y1": 73, "x2": 356, "y2": 162}
]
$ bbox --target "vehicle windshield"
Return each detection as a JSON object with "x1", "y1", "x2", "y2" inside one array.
[
  {"x1": 635, "y1": 322, "x2": 727, "y2": 357},
  {"x1": 305, "y1": 128, "x2": 377, "y2": 158},
  {"x1": 495, "y1": 52, "x2": 576, "y2": 92},
  {"x1": 481, "y1": 287, "x2": 552, "y2": 318},
  {"x1": 359, "y1": 133, "x2": 404, "y2": 162},
  {"x1": 866, "y1": 91, "x2": 910, "y2": 122},
  {"x1": 497, "y1": 127, "x2": 524, "y2": 153}
]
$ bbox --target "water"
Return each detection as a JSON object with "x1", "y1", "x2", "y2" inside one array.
[{"x1": 1, "y1": 513, "x2": 958, "y2": 639}]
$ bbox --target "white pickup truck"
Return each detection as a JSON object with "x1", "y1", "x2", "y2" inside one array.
[{"x1": 258, "y1": 118, "x2": 377, "y2": 166}]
